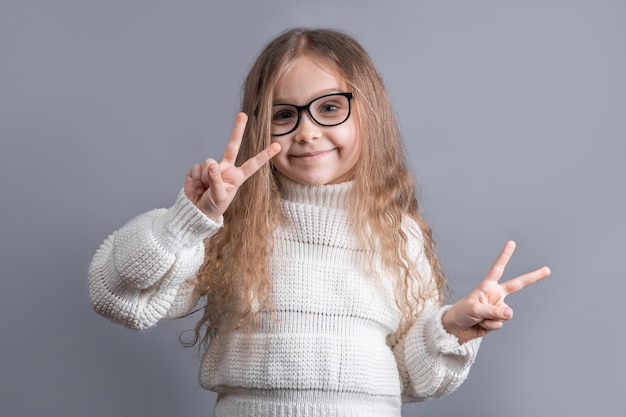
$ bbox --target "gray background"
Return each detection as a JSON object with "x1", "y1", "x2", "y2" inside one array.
[{"x1": 1, "y1": 1, "x2": 624, "y2": 416}]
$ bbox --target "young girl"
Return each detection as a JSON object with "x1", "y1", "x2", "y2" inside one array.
[{"x1": 88, "y1": 28, "x2": 550, "y2": 417}]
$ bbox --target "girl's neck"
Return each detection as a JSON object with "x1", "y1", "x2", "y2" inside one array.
[{"x1": 277, "y1": 174, "x2": 353, "y2": 209}]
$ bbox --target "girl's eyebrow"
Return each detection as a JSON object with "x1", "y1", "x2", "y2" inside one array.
[{"x1": 272, "y1": 88, "x2": 344, "y2": 105}]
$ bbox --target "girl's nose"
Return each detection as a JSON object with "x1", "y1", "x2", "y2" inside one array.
[{"x1": 294, "y1": 111, "x2": 321, "y2": 142}]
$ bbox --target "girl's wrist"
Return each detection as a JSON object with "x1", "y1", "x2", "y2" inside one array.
[{"x1": 441, "y1": 308, "x2": 469, "y2": 344}]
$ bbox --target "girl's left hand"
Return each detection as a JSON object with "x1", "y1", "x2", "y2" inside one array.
[{"x1": 441, "y1": 241, "x2": 551, "y2": 344}]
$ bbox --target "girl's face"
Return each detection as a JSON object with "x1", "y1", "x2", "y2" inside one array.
[{"x1": 270, "y1": 56, "x2": 361, "y2": 186}]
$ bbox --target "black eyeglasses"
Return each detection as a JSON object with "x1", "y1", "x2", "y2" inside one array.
[{"x1": 270, "y1": 92, "x2": 354, "y2": 136}]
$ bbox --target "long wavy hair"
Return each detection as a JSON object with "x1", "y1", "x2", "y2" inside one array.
[{"x1": 187, "y1": 28, "x2": 448, "y2": 348}]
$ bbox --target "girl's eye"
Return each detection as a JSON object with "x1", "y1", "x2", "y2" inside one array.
[
  {"x1": 320, "y1": 103, "x2": 339, "y2": 113},
  {"x1": 272, "y1": 108, "x2": 296, "y2": 124}
]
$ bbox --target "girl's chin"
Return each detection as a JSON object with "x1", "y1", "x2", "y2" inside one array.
[{"x1": 287, "y1": 174, "x2": 351, "y2": 186}]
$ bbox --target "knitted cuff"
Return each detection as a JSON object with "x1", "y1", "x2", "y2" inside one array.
[
  {"x1": 155, "y1": 188, "x2": 223, "y2": 252},
  {"x1": 426, "y1": 305, "x2": 482, "y2": 357},
  {"x1": 404, "y1": 305, "x2": 481, "y2": 385}
]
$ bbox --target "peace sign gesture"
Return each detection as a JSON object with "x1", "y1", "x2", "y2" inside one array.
[
  {"x1": 441, "y1": 241, "x2": 551, "y2": 344},
  {"x1": 184, "y1": 112, "x2": 281, "y2": 221}
]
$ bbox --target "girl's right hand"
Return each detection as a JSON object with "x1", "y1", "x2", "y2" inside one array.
[{"x1": 184, "y1": 112, "x2": 281, "y2": 221}]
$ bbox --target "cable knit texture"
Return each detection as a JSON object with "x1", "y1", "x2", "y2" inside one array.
[{"x1": 88, "y1": 179, "x2": 481, "y2": 417}]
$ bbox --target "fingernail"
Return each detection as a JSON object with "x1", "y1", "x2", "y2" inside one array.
[
  {"x1": 503, "y1": 308, "x2": 513, "y2": 318},
  {"x1": 210, "y1": 165, "x2": 218, "y2": 174}
]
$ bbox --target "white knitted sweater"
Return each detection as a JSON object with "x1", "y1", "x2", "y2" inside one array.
[{"x1": 88, "y1": 178, "x2": 480, "y2": 417}]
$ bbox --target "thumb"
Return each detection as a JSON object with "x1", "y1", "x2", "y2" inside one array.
[
  {"x1": 195, "y1": 163, "x2": 226, "y2": 219},
  {"x1": 206, "y1": 162, "x2": 223, "y2": 190},
  {"x1": 475, "y1": 303, "x2": 513, "y2": 321}
]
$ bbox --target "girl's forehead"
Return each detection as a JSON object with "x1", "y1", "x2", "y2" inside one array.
[{"x1": 272, "y1": 56, "x2": 347, "y2": 102}]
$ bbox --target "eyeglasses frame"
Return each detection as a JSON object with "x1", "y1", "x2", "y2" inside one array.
[{"x1": 270, "y1": 92, "x2": 354, "y2": 137}]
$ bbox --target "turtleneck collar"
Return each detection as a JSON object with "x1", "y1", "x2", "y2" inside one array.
[{"x1": 277, "y1": 174, "x2": 353, "y2": 209}]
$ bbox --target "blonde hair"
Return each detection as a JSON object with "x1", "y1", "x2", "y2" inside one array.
[{"x1": 188, "y1": 28, "x2": 447, "y2": 348}]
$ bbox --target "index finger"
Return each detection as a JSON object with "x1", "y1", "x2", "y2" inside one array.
[
  {"x1": 221, "y1": 112, "x2": 248, "y2": 164},
  {"x1": 501, "y1": 266, "x2": 551, "y2": 296},
  {"x1": 238, "y1": 142, "x2": 282, "y2": 180}
]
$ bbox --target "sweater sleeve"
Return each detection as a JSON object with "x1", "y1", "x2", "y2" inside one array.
[
  {"x1": 392, "y1": 303, "x2": 481, "y2": 402},
  {"x1": 88, "y1": 189, "x2": 222, "y2": 330},
  {"x1": 390, "y1": 218, "x2": 481, "y2": 402}
]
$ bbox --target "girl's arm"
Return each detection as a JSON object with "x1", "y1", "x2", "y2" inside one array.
[
  {"x1": 389, "y1": 222, "x2": 480, "y2": 401},
  {"x1": 88, "y1": 190, "x2": 220, "y2": 330},
  {"x1": 392, "y1": 234, "x2": 550, "y2": 401},
  {"x1": 392, "y1": 301, "x2": 482, "y2": 401},
  {"x1": 89, "y1": 113, "x2": 280, "y2": 330}
]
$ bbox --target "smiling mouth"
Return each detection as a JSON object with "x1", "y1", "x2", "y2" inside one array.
[{"x1": 290, "y1": 149, "x2": 336, "y2": 159}]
